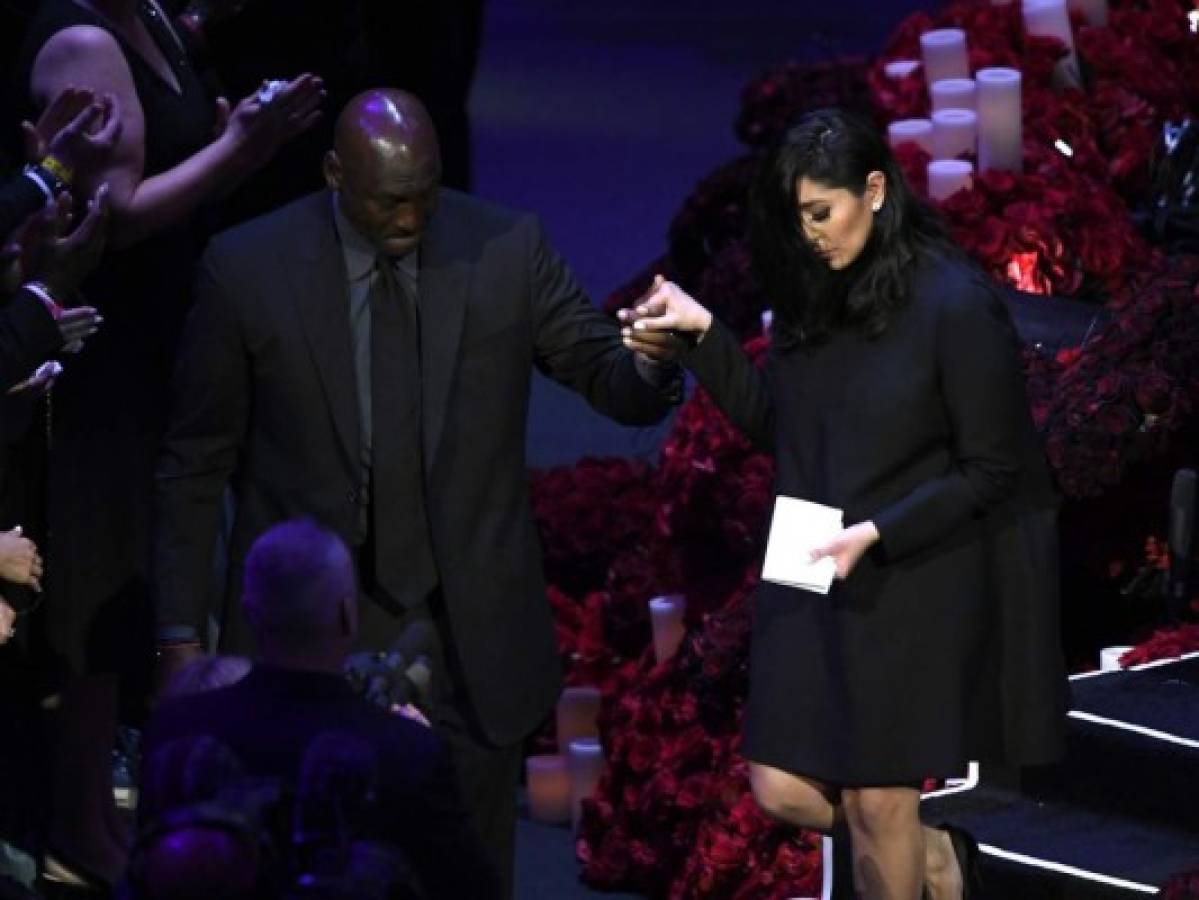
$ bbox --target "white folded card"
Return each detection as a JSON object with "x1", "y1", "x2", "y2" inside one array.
[{"x1": 761, "y1": 495, "x2": 844, "y2": 594}]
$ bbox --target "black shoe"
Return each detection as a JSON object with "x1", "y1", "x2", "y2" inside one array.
[{"x1": 940, "y1": 823, "x2": 981, "y2": 899}]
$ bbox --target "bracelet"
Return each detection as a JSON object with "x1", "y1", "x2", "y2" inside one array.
[
  {"x1": 39, "y1": 155, "x2": 74, "y2": 186},
  {"x1": 21, "y1": 281, "x2": 63, "y2": 321}
]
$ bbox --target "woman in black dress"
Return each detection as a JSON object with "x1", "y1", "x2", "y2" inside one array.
[{"x1": 622, "y1": 109, "x2": 1065, "y2": 898}]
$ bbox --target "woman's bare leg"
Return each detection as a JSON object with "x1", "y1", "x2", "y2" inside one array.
[{"x1": 842, "y1": 786, "x2": 923, "y2": 900}]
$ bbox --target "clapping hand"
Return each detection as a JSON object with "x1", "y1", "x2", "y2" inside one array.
[
  {"x1": 0, "y1": 527, "x2": 43, "y2": 592},
  {"x1": 216, "y1": 74, "x2": 326, "y2": 170},
  {"x1": 618, "y1": 275, "x2": 713, "y2": 363},
  {"x1": 0, "y1": 597, "x2": 14, "y2": 645},
  {"x1": 18, "y1": 183, "x2": 111, "y2": 300},
  {"x1": 808, "y1": 522, "x2": 880, "y2": 580},
  {"x1": 22, "y1": 88, "x2": 122, "y2": 183}
]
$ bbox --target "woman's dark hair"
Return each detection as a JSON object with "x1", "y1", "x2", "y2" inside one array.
[{"x1": 749, "y1": 108, "x2": 957, "y2": 349}]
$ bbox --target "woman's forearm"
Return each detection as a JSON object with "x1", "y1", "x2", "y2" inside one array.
[{"x1": 105, "y1": 132, "x2": 249, "y2": 248}]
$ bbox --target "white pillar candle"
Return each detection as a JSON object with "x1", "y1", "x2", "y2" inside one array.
[
  {"x1": 1068, "y1": 0, "x2": 1108, "y2": 26},
  {"x1": 526, "y1": 755, "x2": 571, "y2": 825},
  {"x1": 927, "y1": 159, "x2": 974, "y2": 201},
  {"x1": 556, "y1": 685, "x2": 602, "y2": 751},
  {"x1": 884, "y1": 59, "x2": 921, "y2": 80},
  {"x1": 920, "y1": 29, "x2": 970, "y2": 86},
  {"x1": 887, "y1": 118, "x2": 934, "y2": 156},
  {"x1": 1023, "y1": 0, "x2": 1081, "y2": 86},
  {"x1": 930, "y1": 78, "x2": 977, "y2": 112},
  {"x1": 568, "y1": 738, "x2": 605, "y2": 832},
  {"x1": 932, "y1": 109, "x2": 978, "y2": 160},
  {"x1": 1099, "y1": 646, "x2": 1133, "y2": 671},
  {"x1": 648, "y1": 594, "x2": 686, "y2": 662},
  {"x1": 975, "y1": 68, "x2": 1023, "y2": 173}
]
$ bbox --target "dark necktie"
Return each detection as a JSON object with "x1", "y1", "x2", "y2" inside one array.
[{"x1": 368, "y1": 257, "x2": 438, "y2": 610}]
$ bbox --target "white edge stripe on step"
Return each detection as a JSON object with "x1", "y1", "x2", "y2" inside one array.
[
  {"x1": 980, "y1": 843, "x2": 1160, "y2": 893},
  {"x1": 1067, "y1": 710, "x2": 1199, "y2": 749},
  {"x1": 921, "y1": 760, "x2": 980, "y2": 799},
  {"x1": 820, "y1": 835, "x2": 833, "y2": 900},
  {"x1": 1071, "y1": 651, "x2": 1199, "y2": 681}
]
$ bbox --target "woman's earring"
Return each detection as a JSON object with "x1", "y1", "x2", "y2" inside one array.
[{"x1": 872, "y1": 200, "x2": 883, "y2": 212}]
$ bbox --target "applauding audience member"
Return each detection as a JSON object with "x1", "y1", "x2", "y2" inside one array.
[{"x1": 12, "y1": 0, "x2": 324, "y2": 699}]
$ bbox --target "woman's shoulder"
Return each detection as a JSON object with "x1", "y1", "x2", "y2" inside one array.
[{"x1": 910, "y1": 248, "x2": 1007, "y2": 320}]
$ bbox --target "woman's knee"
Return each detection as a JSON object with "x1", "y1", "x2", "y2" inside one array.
[
  {"x1": 842, "y1": 786, "x2": 920, "y2": 838},
  {"x1": 748, "y1": 763, "x2": 835, "y2": 829}
]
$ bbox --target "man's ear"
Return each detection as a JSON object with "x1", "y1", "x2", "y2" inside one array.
[{"x1": 322, "y1": 150, "x2": 343, "y2": 192}]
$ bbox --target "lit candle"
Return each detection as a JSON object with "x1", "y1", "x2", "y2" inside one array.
[
  {"x1": 648, "y1": 594, "x2": 686, "y2": 663},
  {"x1": 887, "y1": 118, "x2": 934, "y2": 156},
  {"x1": 568, "y1": 738, "x2": 605, "y2": 831},
  {"x1": 931, "y1": 109, "x2": 978, "y2": 160},
  {"x1": 526, "y1": 755, "x2": 571, "y2": 825},
  {"x1": 927, "y1": 159, "x2": 974, "y2": 201},
  {"x1": 919, "y1": 29, "x2": 970, "y2": 86},
  {"x1": 975, "y1": 68, "x2": 1022, "y2": 173},
  {"x1": 1099, "y1": 646, "x2": 1133, "y2": 671},
  {"x1": 556, "y1": 685, "x2": 602, "y2": 751},
  {"x1": 1023, "y1": 0, "x2": 1081, "y2": 86},
  {"x1": 884, "y1": 59, "x2": 921, "y2": 80},
  {"x1": 930, "y1": 78, "x2": 977, "y2": 113},
  {"x1": 1068, "y1": 0, "x2": 1107, "y2": 27}
]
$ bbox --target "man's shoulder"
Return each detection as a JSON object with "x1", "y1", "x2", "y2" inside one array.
[
  {"x1": 205, "y1": 191, "x2": 330, "y2": 266},
  {"x1": 435, "y1": 188, "x2": 535, "y2": 240}
]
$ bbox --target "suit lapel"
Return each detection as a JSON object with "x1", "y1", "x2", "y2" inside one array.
[
  {"x1": 418, "y1": 198, "x2": 471, "y2": 472},
  {"x1": 288, "y1": 193, "x2": 361, "y2": 472}
]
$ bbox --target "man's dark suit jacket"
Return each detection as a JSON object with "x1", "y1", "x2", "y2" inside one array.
[
  {"x1": 140, "y1": 665, "x2": 499, "y2": 899},
  {"x1": 155, "y1": 189, "x2": 675, "y2": 745}
]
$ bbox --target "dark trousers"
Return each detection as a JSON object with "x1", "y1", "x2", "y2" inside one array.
[{"x1": 356, "y1": 587, "x2": 522, "y2": 900}]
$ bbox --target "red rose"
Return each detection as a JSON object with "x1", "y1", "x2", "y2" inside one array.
[{"x1": 1134, "y1": 372, "x2": 1172, "y2": 415}]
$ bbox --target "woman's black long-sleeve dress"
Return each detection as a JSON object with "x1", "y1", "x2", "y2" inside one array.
[{"x1": 687, "y1": 250, "x2": 1067, "y2": 785}]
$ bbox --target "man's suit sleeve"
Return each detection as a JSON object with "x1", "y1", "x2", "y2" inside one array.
[
  {"x1": 0, "y1": 172, "x2": 48, "y2": 240},
  {"x1": 526, "y1": 217, "x2": 679, "y2": 425},
  {"x1": 0, "y1": 288, "x2": 61, "y2": 390},
  {"x1": 154, "y1": 246, "x2": 249, "y2": 637},
  {"x1": 871, "y1": 278, "x2": 1025, "y2": 562}
]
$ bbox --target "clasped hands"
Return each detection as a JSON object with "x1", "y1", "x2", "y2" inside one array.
[{"x1": 618, "y1": 275, "x2": 712, "y2": 364}]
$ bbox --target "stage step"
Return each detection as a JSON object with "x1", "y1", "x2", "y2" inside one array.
[
  {"x1": 910, "y1": 654, "x2": 1199, "y2": 898},
  {"x1": 921, "y1": 783, "x2": 1198, "y2": 897},
  {"x1": 1027, "y1": 653, "x2": 1199, "y2": 832}
]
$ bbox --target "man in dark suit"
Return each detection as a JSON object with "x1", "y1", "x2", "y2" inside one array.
[
  {"x1": 153, "y1": 89, "x2": 681, "y2": 895},
  {"x1": 142, "y1": 519, "x2": 499, "y2": 899}
]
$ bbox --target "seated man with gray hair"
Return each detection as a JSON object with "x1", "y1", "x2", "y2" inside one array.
[{"x1": 141, "y1": 519, "x2": 498, "y2": 899}]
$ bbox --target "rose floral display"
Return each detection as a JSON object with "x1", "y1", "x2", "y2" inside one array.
[{"x1": 531, "y1": 0, "x2": 1199, "y2": 895}]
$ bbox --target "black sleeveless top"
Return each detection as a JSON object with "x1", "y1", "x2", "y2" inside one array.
[{"x1": 16, "y1": 0, "x2": 214, "y2": 182}]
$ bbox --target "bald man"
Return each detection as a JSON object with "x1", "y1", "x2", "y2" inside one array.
[
  {"x1": 153, "y1": 89, "x2": 681, "y2": 894},
  {"x1": 143, "y1": 520, "x2": 498, "y2": 898}
]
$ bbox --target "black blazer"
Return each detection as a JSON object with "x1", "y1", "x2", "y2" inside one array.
[
  {"x1": 0, "y1": 171, "x2": 46, "y2": 240},
  {"x1": 141, "y1": 665, "x2": 499, "y2": 899},
  {"x1": 154, "y1": 189, "x2": 675, "y2": 744},
  {"x1": 0, "y1": 286, "x2": 62, "y2": 389}
]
